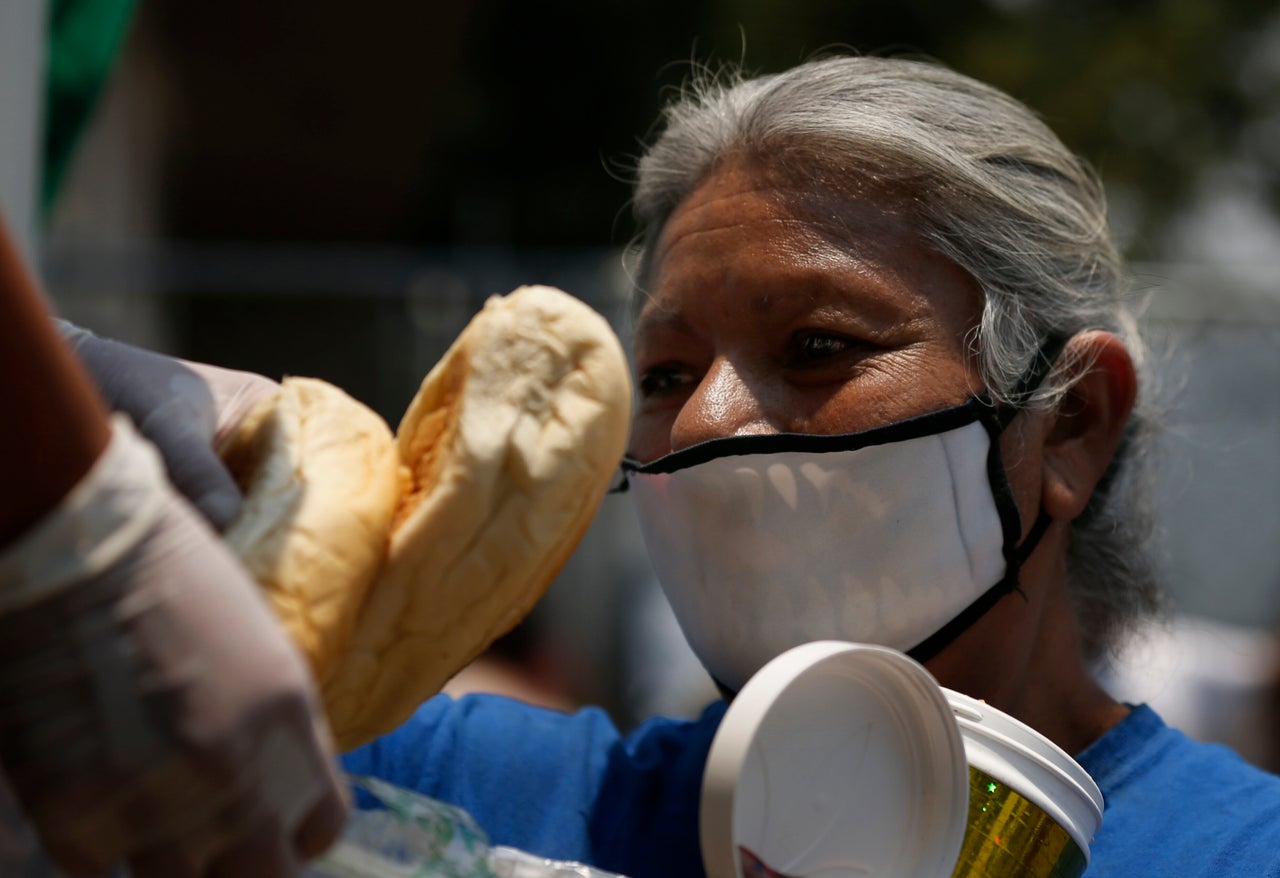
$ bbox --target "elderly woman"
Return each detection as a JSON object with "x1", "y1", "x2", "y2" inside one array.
[
  {"x1": 623, "y1": 55, "x2": 1152, "y2": 756},
  {"x1": 608, "y1": 54, "x2": 1280, "y2": 874},
  {"x1": 342, "y1": 55, "x2": 1280, "y2": 875},
  {"x1": 344, "y1": 55, "x2": 1280, "y2": 876}
]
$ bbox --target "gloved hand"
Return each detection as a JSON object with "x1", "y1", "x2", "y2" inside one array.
[
  {"x1": 0, "y1": 417, "x2": 347, "y2": 877},
  {"x1": 58, "y1": 321, "x2": 278, "y2": 530}
]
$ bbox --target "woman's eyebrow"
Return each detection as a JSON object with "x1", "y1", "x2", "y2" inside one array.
[
  {"x1": 633, "y1": 305, "x2": 695, "y2": 341},
  {"x1": 745, "y1": 270, "x2": 919, "y2": 331}
]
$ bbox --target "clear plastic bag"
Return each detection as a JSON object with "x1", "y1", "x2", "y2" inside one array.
[
  {"x1": 305, "y1": 775, "x2": 629, "y2": 878},
  {"x1": 488, "y1": 846, "x2": 628, "y2": 877}
]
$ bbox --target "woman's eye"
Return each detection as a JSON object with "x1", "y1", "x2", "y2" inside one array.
[
  {"x1": 637, "y1": 364, "x2": 693, "y2": 398},
  {"x1": 791, "y1": 332, "x2": 854, "y2": 363}
]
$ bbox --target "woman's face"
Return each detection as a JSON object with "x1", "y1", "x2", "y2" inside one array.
[{"x1": 628, "y1": 162, "x2": 988, "y2": 462}]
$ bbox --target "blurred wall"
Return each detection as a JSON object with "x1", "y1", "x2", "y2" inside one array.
[{"x1": 0, "y1": 1, "x2": 49, "y2": 262}]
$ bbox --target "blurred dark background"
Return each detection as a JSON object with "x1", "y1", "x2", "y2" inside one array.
[
  {"x1": 31, "y1": 0, "x2": 1280, "y2": 430},
  {"x1": 3, "y1": 0, "x2": 1279, "y2": 754},
  {"x1": 51, "y1": 0, "x2": 1280, "y2": 247}
]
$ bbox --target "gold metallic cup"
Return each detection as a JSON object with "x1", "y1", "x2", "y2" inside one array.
[
  {"x1": 951, "y1": 765, "x2": 1088, "y2": 878},
  {"x1": 945, "y1": 690, "x2": 1102, "y2": 878}
]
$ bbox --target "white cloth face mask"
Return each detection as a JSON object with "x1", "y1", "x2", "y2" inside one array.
[{"x1": 621, "y1": 398, "x2": 1048, "y2": 694}]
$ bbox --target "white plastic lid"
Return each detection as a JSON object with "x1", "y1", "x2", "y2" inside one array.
[
  {"x1": 700, "y1": 641, "x2": 969, "y2": 878},
  {"x1": 943, "y1": 689, "x2": 1104, "y2": 860}
]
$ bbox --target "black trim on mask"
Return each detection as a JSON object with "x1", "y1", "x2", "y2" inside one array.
[
  {"x1": 613, "y1": 335, "x2": 1069, "y2": 489},
  {"x1": 617, "y1": 401, "x2": 981, "y2": 480},
  {"x1": 907, "y1": 334, "x2": 1068, "y2": 663}
]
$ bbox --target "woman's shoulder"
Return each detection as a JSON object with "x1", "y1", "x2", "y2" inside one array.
[
  {"x1": 1079, "y1": 703, "x2": 1280, "y2": 793},
  {"x1": 1080, "y1": 704, "x2": 1280, "y2": 876},
  {"x1": 341, "y1": 693, "x2": 622, "y2": 786}
]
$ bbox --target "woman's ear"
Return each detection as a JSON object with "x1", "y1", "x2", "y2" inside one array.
[{"x1": 1040, "y1": 331, "x2": 1138, "y2": 522}]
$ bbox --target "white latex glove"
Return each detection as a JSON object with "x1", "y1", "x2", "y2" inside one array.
[
  {"x1": 0, "y1": 417, "x2": 347, "y2": 877},
  {"x1": 58, "y1": 321, "x2": 277, "y2": 530}
]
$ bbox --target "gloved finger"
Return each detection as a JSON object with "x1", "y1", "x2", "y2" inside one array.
[
  {"x1": 180, "y1": 360, "x2": 280, "y2": 447},
  {"x1": 72, "y1": 336, "x2": 217, "y2": 420},
  {"x1": 23, "y1": 780, "x2": 127, "y2": 878},
  {"x1": 39, "y1": 838, "x2": 119, "y2": 878},
  {"x1": 9, "y1": 724, "x2": 225, "y2": 875},
  {"x1": 291, "y1": 765, "x2": 348, "y2": 862},
  {"x1": 131, "y1": 375, "x2": 243, "y2": 529},
  {"x1": 148, "y1": 364, "x2": 278, "y2": 529},
  {"x1": 10, "y1": 779, "x2": 129, "y2": 877},
  {"x1": 8, "y1": 783, "x2": 118, "y2": 878},
  {"x1": 207, "y1": 817, "x2": 296, "y2": 878},
  {"x1": 68, "y1": 334, "x2": 278, "y2": 529},
  {"x1": 123, "y1": 754, "x2": 308, "y2": 878},
  {"x1": 178, "y1": 462, "x2": 242, "y2": 531},
  {"x1": 0, "y1": 776, "x2": 73, "y2": 877},
  {"x1": 245, "y1": 717, "x2": 347, "y2": 861},
  {"x1": 126, "y1": 842, "x2": 203, "y2": 878},
  {"x1": 140, "y1": 420, "x2": 243, "y2": 529},
  {"x1": 119, "y1": 771, "x2": 272, "y2": 878}
]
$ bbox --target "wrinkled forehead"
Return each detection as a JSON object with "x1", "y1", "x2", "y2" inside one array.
[
  {"x1": 650, "y1": 152, "x2": 967, "y2": 280},
  {"x1": 634, "y1": 149, "x2": 946, "y2": 302},
  {"x1": 634, "y1": 154, "x2": 981, "y2": 334}
]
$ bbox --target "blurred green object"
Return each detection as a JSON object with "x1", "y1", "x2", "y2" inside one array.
[
  {"x1": 307, "y1": 775, "x2": 630, "y2": 878},
  {"x1": 309, "y1": 775, "x2": 494, "y2": 878},
  {"x1": 41, "y1": 0, "x2": 135, "y2": 212}
]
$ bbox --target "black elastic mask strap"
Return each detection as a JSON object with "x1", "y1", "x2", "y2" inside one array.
[
  {"x1": 607, "y1": 468, "x2": 631, "y2": 494},
  {"x1": 1012, "y1": 508, "x2": 1053, "y2": 567},
  {"x1": 988, "y1": 334, "x2": 1070, "y2": 433},
  {"x1": 907, "y1": 507, "x2": 1053, "y2": 664},
  {"x1": 908, "y1": 335, "x2": 1068, "y2": 665},
  {"x1": 711, "y1": 675, "x2": 739, "y2": 702}
]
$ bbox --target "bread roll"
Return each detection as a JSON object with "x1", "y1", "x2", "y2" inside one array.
[
  {"x1": 322, "y1": 285, "x2": 632, "y2": 748},
  {"x1": 220, "y1": 377, "x2": 402, "y2": 679},
  {"x1": 222, "y1": 285, "x2": 632, "y2": 751}
]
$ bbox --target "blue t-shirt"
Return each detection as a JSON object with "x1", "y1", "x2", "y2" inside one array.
[
  {"x1": 1076, "y1": 703, "x2": 1280, "y2": 876},
  {"x1": 342, "y1": 696, "x2": 1280, "y2": 877}
]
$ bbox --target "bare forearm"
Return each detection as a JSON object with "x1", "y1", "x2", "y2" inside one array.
[{"x1": 0, "y1": 216, "x2": 110, "y2": 545}]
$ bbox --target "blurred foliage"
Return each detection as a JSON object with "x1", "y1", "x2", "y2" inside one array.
[
  {"x1": 416, "y1": 0, "x2": 1280, "y2": 259},
  {"x1": 42, "y1": 0, "x2": 136, "y2": 212},
  {"x1": 136, "y1": 0, "x2": 1279, "y2": 261}
]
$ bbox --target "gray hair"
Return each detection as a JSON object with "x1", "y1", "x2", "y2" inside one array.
[{"x1": 629, "y1": 55, "x2": 1160, "y2": 662}]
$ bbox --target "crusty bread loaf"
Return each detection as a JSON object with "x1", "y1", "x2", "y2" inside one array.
[
  {"x1": 321, "y1": 285, "x2": 633, "y2": 748},
  {"x1": 220, "y1": 377, "x2": 402, "y2": 679},
  {"x1": 222, "y1": 285, "x2": 632, "y2": 751}
]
